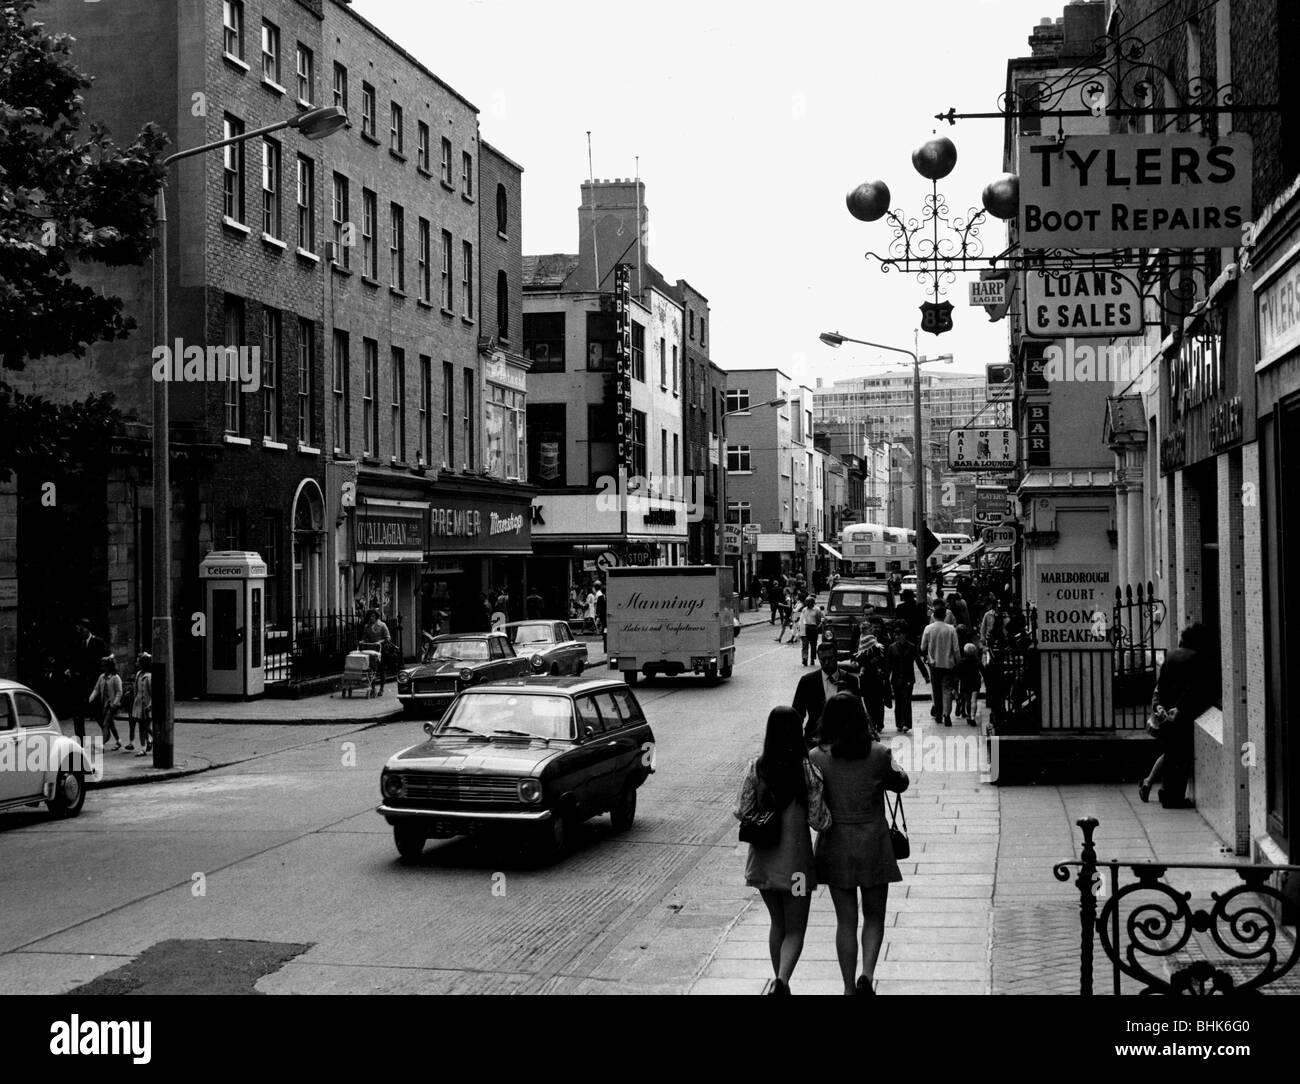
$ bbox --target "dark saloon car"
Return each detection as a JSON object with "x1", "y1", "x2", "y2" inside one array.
[
  {"x1": 395, "y1": 633, "x2": 532, "y2": 717},
  {"x1": 377, "y1": 677, "x2": 656, "y2": 861},
  {"x1": 822, "y1": 581, "x2": 894, "y2": 659},
  {"x1": 503, "y1": 620, "x2": 588, "y2": 676}
]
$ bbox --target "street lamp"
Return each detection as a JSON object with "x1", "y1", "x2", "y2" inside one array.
[
  {"x1": 717, "y1": 397, "x2": 787, "y2": 581},
  {"x1": 818, "y1": 331, "x2": 950, "y2": 606},
  {"x1": 150, "y1": 105, "x2": 346, "y2": 769}
]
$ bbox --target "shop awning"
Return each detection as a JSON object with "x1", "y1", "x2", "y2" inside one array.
[
  {"x1": 819, "y1": 542, "x2": 845, "y2": 561},
  {"x1": 939, "y1": 539, "x2": 986, "y2": 571}
]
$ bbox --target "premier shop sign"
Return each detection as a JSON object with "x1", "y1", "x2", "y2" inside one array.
[{"x1": 1018, "y1": 134, "x2": 1252, "y2": 250}]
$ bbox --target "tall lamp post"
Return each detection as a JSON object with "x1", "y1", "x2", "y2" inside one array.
[
  {"x1": 151, "y1": 105, "x2": 346, "y2": 768},
  {"x1": 717, "y1": 397, "x2": 787, "y2": 589},
  {"x1": 818, "y1": 332, "x2": 950, "y2": 607}
]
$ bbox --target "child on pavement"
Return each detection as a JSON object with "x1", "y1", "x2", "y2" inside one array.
[{"x1": 90, "y1": 655, "x2": 123, "y2": 750}]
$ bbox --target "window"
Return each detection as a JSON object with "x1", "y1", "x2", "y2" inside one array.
[
  {"x1": 727, "y1": 444, "x2": 752, "y2": 471},
  {"x1": 658, "y1": 338, "x2": 667, "y2": 387},
  {"x1": 417, "y1": 218, "x2": 431, "y2": 302},
  {"x1": 462, "y1": 240, "x2": 473, "y2": 319},
  {"x1": 527, "y1": 402, "x2": 566, "y2": 488},
  {"x1": 463, "y1": 369, "x2": 475, "y2": 468},
  {"x1": 296, "y1": 155, "x2": 314, "y2": 251},
  {"x1": 361, "y1": 82, "x2": 376, "y2": 139},
  {"x1": 672, "y1": 433, "x2": 679, "y2": 477},
  {"x1": 523, "y1": 312, "x2": 565, "y2": 372},
  {"x1": 223, "y1": 295, "x2": 245, "y2": 434},
  {"x1": 440, "y1": 137, "x2": 453, "y2": 185},
  {"x1": 806, "y1": 410, "x2": 814, "y2": 442},
  {"x1": 442, "y1": 361, "x2": 454, "y2": 466},
  {"x1": 363, "y1": 338, "x2": 378, "y2": 456},
  {"x1": 660, "y1": 429, "x2": 668, "y2": 480},
  {"x1": 586, "y1": 311, "x2": 617, "y2": 371},
  {"x1": 389, "y1": 102, "x2": 403, "y2": 155},
  {"x1": 332, "y1": 62, "x2": 347, "y2": 113},
  {"x1": 332, "y1": 329, "x2": 349, "y2": 453},
  {"x1": 631, "y1": 321, "x2": 645, "y2": 381},
  {"x1": 389, "y1": 202, "x2": 405, "y2": 290},
  {"x1": 298, "y1": 318, "x2": 316, "y2": 445},
  {"x1": 440, "y1": 229, "x2": 453, "y2": 309},
  {"x1": 295, "y1": 43, "x2": 313, "y2": 103},
  {"x1": 222, "y1": 115, "x2": 245, "y2": 221},
  {"x1": 631, "y1": 410, "x2": 647, "y2": 479},
  {"x1": 260, "y1": 20, "x2": 280, "y2": 84},
  {"x1": 417, "y1": 121, "x2": 430, "y2": 171},
  {"x1": 727, "y1": 500, "x2": 752, "y2": 525},
  {"x1": 586, "y1": 403, "x2": 615, "y2": 486},
  {"x1": 700, "y1": 316, "x2": 706, "y2": 348},
  {"x1": 361, "y1": 188, "x2": 377, "y2": 278},
  {"x1": 262, "y1": 307, "x2": 281, "y2": 441},
  {"x1": 496, "y1": 184, "x2": 507, "y2": 234},
  {"x1": 418, "y1": 355, "x2": 432, "y2": 464},
  {"x1": 224, "y1": 507, "x2": 247, "y2": 551},
  {"x1": 261, "y1": 137, "x2": 281, "y2": 237},
  {"x1": 222, "y1": 1, "x2": 244, "y2": 59},
  {"x1": 486, "y1": 384, "x2": 525, "y2": 480},
  {"x1": 496, "y1": 270, "x2": 509, "y2": 340},
  {"x1": 330, "y1": 172, "x2": 349, "y2": 268},
  {"x1": 725, "y1": 388, "x2": 750, "y2": 413},
  {"x1": 462, "y1": 151, "x2": 474, "y2": 197},
  {"x1": 689, "y1": 309, "x2": 695, "y2": 341},
  {"x1": 262, "y1": 512, "x2": 281, "y2": 621},
  {"x1": 391, "y1": 347, "x2": 406, "y2": 460},
  {"x1": 1018, "y1": 80, "x2": 1045, "y2": 136},
  {"x1": 672, "y1": 344, "x2": 678, "y2": 393}
]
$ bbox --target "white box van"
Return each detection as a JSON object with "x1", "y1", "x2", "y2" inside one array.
[{"x1": 605, "y1": 566, "x2": 736, "y2": 683}]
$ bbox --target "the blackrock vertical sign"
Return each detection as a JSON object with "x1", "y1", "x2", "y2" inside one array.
[
  {"x1": 1018, "y1": 134, "x2": 1252, "y2": 250},
  {"x1": 614, "y1": 264, "x2": 633, "y2": 478}
]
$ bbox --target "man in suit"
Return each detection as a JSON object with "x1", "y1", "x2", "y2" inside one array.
[
  {"x1": 68, "y1": 618, "x2": 108, "y2": 742},
  {"x1": 793, "y1": 639, "x2": 863, "y2": 748}
]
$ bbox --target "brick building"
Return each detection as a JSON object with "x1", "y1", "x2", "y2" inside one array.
[{"x1": 9, "y1": 0, "x2": 531, "y2": 694}]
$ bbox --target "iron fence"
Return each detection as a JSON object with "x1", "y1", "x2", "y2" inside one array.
[
  {"x1": 1055, "y1": 817, "x2": 1300, "y2": 995},
  {"x1": 264, "y1": 611, "x2": 404, "y2": 685}
]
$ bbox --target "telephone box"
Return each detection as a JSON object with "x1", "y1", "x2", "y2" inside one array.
[{"x1": 200, "y1": 550, "x2": 268, "y2": 698}]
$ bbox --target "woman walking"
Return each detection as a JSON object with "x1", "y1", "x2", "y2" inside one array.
[
  {"x1": 1140, "y1": 623, "x2": 1212, "y2": 808},
  {"x1": 810, "y1": 692, "x2": 909, "y2": 994},
  {"x1": 734, "y1": 706, "x2": 832, "y2": 995},
  {"x1": 90, "y1": 655, "x2": 124, "y2": 751}
]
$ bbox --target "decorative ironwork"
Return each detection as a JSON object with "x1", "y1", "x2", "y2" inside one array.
[
  {"x1": 1054, "y1": 818, "x2": 1300, "y2": 995},
  {"x1": 865, "y1": 184, "x2": 988, "y2": 299}
]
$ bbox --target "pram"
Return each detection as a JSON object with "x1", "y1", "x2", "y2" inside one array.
[{"x1": 341, "y1": 641, "x2": 384, "y2": 698}]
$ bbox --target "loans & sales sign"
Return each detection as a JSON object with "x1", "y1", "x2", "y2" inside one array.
[{"x1": 1018, "y1": 134, "x2": 1252, "y2": 250}]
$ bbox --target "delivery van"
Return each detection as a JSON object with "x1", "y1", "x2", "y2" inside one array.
[{"x1": 605, "y1": 565, "x2": 736, "y2": 683}]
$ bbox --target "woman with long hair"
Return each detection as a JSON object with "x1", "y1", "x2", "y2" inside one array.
[
  {"x1": 810, "y1": 692, "x2": 909, "y2": 994},
  {"x1": 734, "y1": 706, "x2": 832, "y2": 995}
]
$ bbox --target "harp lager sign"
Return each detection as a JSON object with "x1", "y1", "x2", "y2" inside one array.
[{"x1": 1018, "y1": 133, "x2": 1252, "y2": 250}]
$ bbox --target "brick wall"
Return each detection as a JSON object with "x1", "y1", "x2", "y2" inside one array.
[{"x1": 479, "y1": 142, "x2": 523, "y2": 350}]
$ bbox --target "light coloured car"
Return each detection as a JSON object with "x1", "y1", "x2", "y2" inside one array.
[
  {"x1": 0, "y1": 679, "x2": 96, "y2": 818},
  {"x1": 503, "y1": 620, "x2": 588, "y2": 676}
]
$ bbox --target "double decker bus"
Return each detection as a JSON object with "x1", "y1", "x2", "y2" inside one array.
[
  {"x1": 838, "y1": 522, "x2": 917, "y2": 580},
  {"x1": 934, "y1": 532, "x2": 975, "y2": 564}
]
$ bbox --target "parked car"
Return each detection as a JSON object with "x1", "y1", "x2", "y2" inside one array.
[
  {"x1": 821, "y1": 581, "x2": 895, "y2": 659},
  {"x1": 503, "y1": 620, "x2": 588, "y2": 676},
  {"x1": 377, "y1": 676, "x2": 656, "y2": 861},
  {"x1": 0, "y1": 679, "x2": 95, "y2": 819},
  {"x1": 395, "y1": 633, "x2": 532, "y2": 718}
]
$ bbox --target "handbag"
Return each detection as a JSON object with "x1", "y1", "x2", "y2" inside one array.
[
  {"x1": 885, "y1": 791, "x2": 910, "y2": 860},
  {"x1": 738, "y1": 773, "x2": 783, "y2": 848}
]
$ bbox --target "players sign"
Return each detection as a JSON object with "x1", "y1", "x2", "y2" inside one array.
[{"x1": 1018, "y1": 133, "x2": 1252, "y2": 250}]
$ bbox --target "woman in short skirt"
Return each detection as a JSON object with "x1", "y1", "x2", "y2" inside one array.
[
  {"x1": 734, "y1": 705, "x2": 832, "y2": 995},
  {"x1": 810, "y1": 692, "x2": 909, "y2": 994}
]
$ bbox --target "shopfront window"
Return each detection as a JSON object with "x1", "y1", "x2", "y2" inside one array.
[{"x1": 485, "y1": 384, "x2": 526, "y2": 481}]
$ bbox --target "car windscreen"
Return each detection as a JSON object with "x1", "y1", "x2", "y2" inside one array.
[
  {"x1": 829, "y1": 591, "x2": 888, "y2": 614},
  {"x1": 437, "y1": 693, "x2": 574, "y2": 740},
  {"x1": 507, "y1": 624, "x2": 554, "y2": 645},
  {"x1": 428, "y1": 640, "x2": 490, "y2": 661}
]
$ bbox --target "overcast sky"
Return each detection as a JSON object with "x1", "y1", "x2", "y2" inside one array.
[{"x1": 356, "y1": 0, "x2": 1064, "y2": 387}]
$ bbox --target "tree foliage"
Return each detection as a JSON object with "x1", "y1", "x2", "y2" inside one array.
[{"x1": 0, "y1": 0, "x2": 170, "y2": 474}]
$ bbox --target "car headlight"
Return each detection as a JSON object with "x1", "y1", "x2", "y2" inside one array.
[
  {"x1": 530, "y1": 654, "x2": 546, "y2": 671},
  {"x1": 398, "y1": 670, "x2": 412, "y2": 684},
  {"x1": 518, "y1": 779, "x2": 543, "y2": 804},
  {"x1": 459, "y1": 668, "x2": 474, "y2": 683},
  {"x1": 382, "y1": 773, "x2": 404, "y2": 799}
]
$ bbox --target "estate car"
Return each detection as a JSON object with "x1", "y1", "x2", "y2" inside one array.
[
  {"x1": 377, "y1": 676, "x2": 655, "y2": 861},
  {"x1": 395, "y1": 632, "x2": 532, "y2": 717},
  {"x1": 822, "y1": 581, "x2": 895, "y2": 659}
]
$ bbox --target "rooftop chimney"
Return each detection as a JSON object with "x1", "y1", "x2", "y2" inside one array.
[{"x1": 576, "y1": 178, "x2": 648, "y2": 294}]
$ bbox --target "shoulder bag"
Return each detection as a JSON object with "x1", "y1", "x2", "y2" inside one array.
[
  {"x1": 738, "y1": 774, "x2": 783, "y2": 848},
  {"x1": 885, "y1": 791, "x2": 910, "y2": 860}
]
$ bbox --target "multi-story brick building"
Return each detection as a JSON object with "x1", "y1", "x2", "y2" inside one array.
[
  {"x1": 673, "y1": 280, "x2": 722, "y2": 565},
  {"x1": 9, "y1": 0, "x2": 531, "y2": 694}
]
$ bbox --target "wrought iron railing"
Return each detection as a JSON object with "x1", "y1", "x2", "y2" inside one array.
[
  {"x1": 1054, "y1": 817, "x2": 1300, "y2": 995},
  {"x1": 264, "y1": 611, "x2": 404, "y2": 685}
]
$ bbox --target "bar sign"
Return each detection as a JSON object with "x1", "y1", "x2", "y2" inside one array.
[{"x1": 1026, "y1": 403, "x2": 1051, "y2": 466}]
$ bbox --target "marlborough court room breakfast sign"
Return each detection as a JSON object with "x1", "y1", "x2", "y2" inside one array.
[{"x1": 1018, "y1": 133, "x2": 1252, "y2": 250}]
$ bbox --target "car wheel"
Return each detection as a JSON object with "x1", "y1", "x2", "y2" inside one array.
[
  {"x1": 574, "y1": 660, "x2": 584, "y2": 676},
  {"x1": 622, "y1": 670, "x2": 639, "y2": 685},
  {"x1": 705, "y1": 664, "x2": 719, "y2": 683},
  {"x1": 720, "y1": 657, "x2": 734, "y2": 679},
  {"x1": 393, "y1": 824, "x2": 426, "y2": 862},
  {"x1": 47, "y1": 768, "x2": 85, "y2": 818},
  {"x1": 610, "y1": 783, "x2": 637, "y2": 833},
  {"x1": 535, "y1": 809, "x2": 574, "y2": 862},
  {"x1": 550, "y1": 663, "x2": 561, "y2": 676}
]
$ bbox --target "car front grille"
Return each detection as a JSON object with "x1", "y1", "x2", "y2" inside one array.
[
  {"x1": 413, "y1": 676, "x2": 459, "y2": 695},
  {"x1": 398, "y1": 775, "x2": 521, "y2": 805}
]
